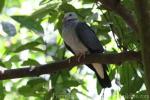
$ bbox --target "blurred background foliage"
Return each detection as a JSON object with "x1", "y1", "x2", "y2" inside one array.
[{"x1": 0, "y1": 0, "x2": 146, "y2": 100}]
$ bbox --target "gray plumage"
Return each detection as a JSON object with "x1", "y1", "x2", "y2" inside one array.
[
  {"x1": 62, "y1": 12, "x2": 111, "y2": 88},
  {"x1": 62, "y1": 18, "x2": 88, "y2": 55}
]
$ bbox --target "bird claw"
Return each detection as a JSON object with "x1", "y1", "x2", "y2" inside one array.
[
  {"x1": 68, "y1": 58, "x2": 71, "y2": 63},
  {"x1": 76, "y1": 53, "x2": 86, "y2": 62}
]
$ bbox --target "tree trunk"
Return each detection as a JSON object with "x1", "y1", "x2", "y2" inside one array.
[{"x1": 135, "y1": 0, "x2": 150, "y2": 97}]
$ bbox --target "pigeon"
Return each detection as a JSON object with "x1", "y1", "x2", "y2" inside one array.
[{"x1": 62, "y1": 12, "x2": 111, "y2": 88}]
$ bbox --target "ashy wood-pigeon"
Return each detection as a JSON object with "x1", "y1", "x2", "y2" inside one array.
[{"x1": 62, "y1": 12, "x2": 111, "y2": 88}]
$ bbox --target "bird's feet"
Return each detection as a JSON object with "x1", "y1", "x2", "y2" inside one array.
[
  {"x1": 68, "y1": 52, "x2": 88, "y2": 63},
  {"x1": 76, "y1": 52, "x2": 86, "y2": 62},
  {"x1": 68, "y1": 58, "x2": 71, "y2": 63}
]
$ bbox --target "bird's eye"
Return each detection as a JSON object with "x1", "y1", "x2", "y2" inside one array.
[{"x1": 69, "y1": 14, "x2": 72, "y2": 16}]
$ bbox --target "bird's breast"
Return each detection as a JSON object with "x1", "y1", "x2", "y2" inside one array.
[{"x1": 62, "y1": 25, "x2": 88, "y2": 54}]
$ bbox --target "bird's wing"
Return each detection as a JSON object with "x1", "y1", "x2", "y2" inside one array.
[
  {"x1": 75, "y1": 22, "x2": 104, "y2": 53},
  {"x1": 75, "y1": 22, "x2": 111, "y2": 88}
]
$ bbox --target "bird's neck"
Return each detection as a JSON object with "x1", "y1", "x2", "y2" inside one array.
[
  {"x1": 63, "y1": 19, "x2": 79, "y2": 27},
  {"x1": 67, "y1": 18, "x2": 78, "y2": 22}
]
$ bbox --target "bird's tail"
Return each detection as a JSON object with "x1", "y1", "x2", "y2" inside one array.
[{"x1": 87, "y1": 63, "x2": 111, "y2": 88}]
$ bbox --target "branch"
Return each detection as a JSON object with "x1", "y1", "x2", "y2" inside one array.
[
  {"x1": 0, "y1": 51, "x2": 140, "y2": 80},
  {"x1": 96, "y1": 0, "x2": 139, "y2": 33}
]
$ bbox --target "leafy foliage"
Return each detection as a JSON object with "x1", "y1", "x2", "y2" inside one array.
[
  {"x1": 0, "y1": 0, "x2": 145, "y2": 100},
  {"x1": 11, "y1": 16, "x2": 44, "y2": 33},
  {"x1": 0, "y1": 0, "x2": 5, "y2": 13}
]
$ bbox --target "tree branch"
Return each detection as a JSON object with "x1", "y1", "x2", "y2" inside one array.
[
  {"x1": 0, "y1": 51, "x2": 140, "y2": 80},
  {"x1": 96, "y1": 0, "x2": 139, "y2": 34}
]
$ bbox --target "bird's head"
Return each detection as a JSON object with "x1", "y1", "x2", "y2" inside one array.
[{"x1": 63, "y1": 12, "x2": 78, "y2": 22}]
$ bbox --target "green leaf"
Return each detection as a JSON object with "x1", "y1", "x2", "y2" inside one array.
[
  {"x1": 132, "y1": 90, "x2": 149, "y2": 100},
  {"x1": 32, "y1": 47, "x2": 44, "y2": 52},
  {"x1": 91, "y1": 22, "x2": 111, "y2": 45},
  {"x1": 59, "y1": 2, "x2": 77, "y2": 13},
  {"x1": 31, "y1": 3, "x2": 59, "y2": 19},
  {"x1": 48, "y1": 11, "x2": 58, "y2": 23},
  {"x1": 9, "y1": 55, "x2": 20, "y2": 62},
  {"x1": 54, "y1": 47, "x2": 65, "y2": 60},
  {"x1": 96, "y1": 80, "x2": 102, "y2": 94},
  {"x1": 55, "y1": 13, "x2": 64, "y2": 33},
  {"x1": 14, "y1": 40, "x2": 42, "y2": 52},
  {"x1": 0, "y1": 82, "x2": 5, "y2": 100},
  {"x1": 4, "y1": 40, "x2": 21, "y2": 54},
  {"x1": 119, "y1": 62, "x2": 143, "y2": 95},
  {"x1": 58, "y1": 70, "x2": 71, "y2": 81},
  {"x1": 109, "y1": 91, "x2": 121, "y2": 100},
  {"x1": 130, "y1": 76, "x2": 143, "y2": 93},
  {"x1": 109, "y1": 67, "x2": 116, "y2": 80},
  {"x1": 77, "y1": 8, "x2": 92, "y2": 18},
  {"x1": 0, "y1": 61, "x2": 5, "y2": 67},
  {"x1": 101, "y1": 39, "x2": 111, "y2": 45},
  {"x1": 11, "y1": 16, "x2": 44, "y2": 33},
  {"x1": 63, "y1": 80, "x2": 80, "y2": 88},
  {"x1": 0, "y1": 0, "x2": 5, "y2": 13},
  {"x1": 5, "y1": 0, "x2": 22, "y2": 8},
  {"x1": 22, "y1": 58, "x2": 40, "y2": 66},
  {"x1": 39, "y1": 0, "x2": 51, "y2": 5},
  {"x1": 119, "y1": 62, "x2": 136, "y2": 85},
  {"x1": 120, "y1": 76, "x2": 143, "y2": 95},
  {"x1": 27, "y1": 78, "x2": 47, "y2": 87},
  {"x1": 18, "y1": 78, "x2": 48, "y2": 96},
  {"x1": 71, "y1": 88, "x2": 78, "y2": 97},
  {"x1": 44, "y1": 89, "x2": 54, "y2": 100},
  {"x1": 3, "y1": 61, "x2": 12, "y2": 68},
  {"x1": 51, "y1": 73, "x2": 60, "y2": 87},
  {"x1": 34, "y1": 37, "x2": 44, "y2": 43},
  {"x1": 81, "y1": 0, "x2": 93, "y2": 4},
  {"x1": 18, "y1": 85, "x2": 36, "y2": 96}
]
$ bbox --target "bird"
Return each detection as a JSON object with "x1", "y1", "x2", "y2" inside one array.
[{"x1": 62, "y1": 12, "x2": 111, "y2": 88}]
